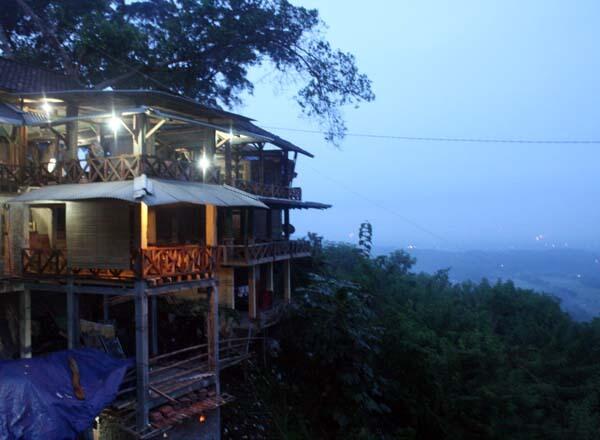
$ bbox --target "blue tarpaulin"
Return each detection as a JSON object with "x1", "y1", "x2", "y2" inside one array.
[{"x1": 0, "y1": 348, "x2": 132, "y2": 439}]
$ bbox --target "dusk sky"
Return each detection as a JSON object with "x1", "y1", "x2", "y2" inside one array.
[{"x1": 236, "y1": 1, "x2": 600, "y2": 251}]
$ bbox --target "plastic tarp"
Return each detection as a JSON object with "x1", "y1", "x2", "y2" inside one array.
[{"x1": 0, "y1": 348, "x2": 132, "y2": 439}]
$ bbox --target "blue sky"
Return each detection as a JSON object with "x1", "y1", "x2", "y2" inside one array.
[{"x1": 236, "y1": 1, "x2": 600, "y2": 251}]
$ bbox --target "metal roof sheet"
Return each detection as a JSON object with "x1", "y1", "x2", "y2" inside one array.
[
  {"x1": 8, "y1": 177, "x2": 268, "y2": 209},
  {"x1": 259, "y1": 197, "x2": 331, "y2": 210}
]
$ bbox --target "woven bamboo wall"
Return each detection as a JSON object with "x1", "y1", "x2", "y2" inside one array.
[{"x1": 66, "y1": 201, "x2": 130, "y2": 269}]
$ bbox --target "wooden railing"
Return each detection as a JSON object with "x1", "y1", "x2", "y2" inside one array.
[
  {"x1": 0, "y1": 157, "x2": 303, "y2": 200},
  {"x1": 234, "y1": 179, "x2": 302, "y2": 201},
  {"x1": 21, "y1": 245, "x2": 215, "y2": 284},
  {"x1": 139, "y1": 245, "x2": 214, "y2": 283},
  {"x1": 219, "y1": 240, "x2": 311, "y2": 266}
]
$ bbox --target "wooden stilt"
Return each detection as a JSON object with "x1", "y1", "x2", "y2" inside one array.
[
  {"x1": 266, "y1": 262, "x2": 274, "y2": 293},
  {"x1": 135, "y1": 281, "x2": 150, "y2": 431},
  {"x1": 283, "y1": 260, "x2": 291, "y2": 304},
  {"x1": 67, "y1": 280, "x2": 79, "y2": 349},
  {"x1": 248, "y1": 266, "x2": 257, "y2": 319},
  {"x1": 207, "y1": 284, "x2": 220, "y2": 394},
  {"x1": 151, "y1": 295, "x2": 158, "y2": 356},
  {"x1": 19, "y1": 289, "x2": 31, "y2": 359}
]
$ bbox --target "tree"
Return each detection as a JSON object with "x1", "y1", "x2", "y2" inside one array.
[{"x1": 0, "y1": 0, "x2": 374, "y2": 142}]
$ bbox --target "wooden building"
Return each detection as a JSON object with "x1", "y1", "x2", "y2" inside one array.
[{"x1": 0, "y1": 59, "x2": 329, "y2": 438}]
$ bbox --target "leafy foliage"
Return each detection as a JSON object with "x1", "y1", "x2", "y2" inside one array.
[
  {"x1": 255, "y1": 241, "x2": 600, "y2": 439},
  {"x1": 0, "y1": 0, "x2": 374, "y2": 141}
]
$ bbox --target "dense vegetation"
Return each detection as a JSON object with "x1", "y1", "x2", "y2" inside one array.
[{"x1": 248, "y1": 235, "x2": 600, "y2": 439}]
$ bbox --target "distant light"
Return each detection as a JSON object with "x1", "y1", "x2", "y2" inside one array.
[
  {"x1": 198, "y1": 151, "x2": 210, "y2": 173},
  {"x1": 108, "y1": 115, "x2": 122, "y2": 133},
  {"x1": 41, "y1": 101, "x2": 52, "y2": 114},
  {"x1": 198, "y1": 414, "x2": 206, "y2": 424},
  {"x1": 577, "y1": 274, "x2": 582, "y2": 279},
  {"x1": 47, "y1": 158, "x2": 56, "y2": 173}
]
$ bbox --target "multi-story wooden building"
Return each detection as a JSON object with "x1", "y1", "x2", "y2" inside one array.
[{"x1": 0, "y1": 58, "x2": 329, "y2": 438}]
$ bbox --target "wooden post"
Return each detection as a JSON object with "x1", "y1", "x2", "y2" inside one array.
[
  {"x1": 66, "y1": 103, "x2": 79, "y2": 160},
  {"x1": 284, "y1": 209, "x2": 290, "y2": 240},
  {"x1": 66, "y1": 280, "x2": 79, "y2": 349},
  {"x1": 217, "y1": 266, "x2": 235, "y2": 309},
  {"x1": 19, "y1": 289, "x2": 31, "y2": 359},
  {"x1": 206, "y1": 205, "x2": 218, "y2": 247},
  {"x1": 248, "y1": 265, "x2": 257, "y2": 319},
  {"x1": 151, "y1": 295, "x2": 158, "y2": 356},
  {"x1": 134, "y1": 114, "x2": 148, "y2": 155},
  {"x1": 147, "y1": 208, "x2": 156, "y2": 245},
  {"x1": 140, "y1": 203, "x2": 149, "y2": 249},
  {"x1": 207, "y1": 284, "x2": 220, "y2": 394},
  {"x1": 258, "y1": 144, "x2": 265, "y2": 184},
  {"x1": 266, "y1": 262, "x2": 274, "y2": 293},
  {"x1": 224, "y1": 140, "x2": 232, "y2": 185},
  {"x1": 283, "y1": 260, "x2": 291, "y2": 304},
  {"x1": 103, "y1": 295, "x2": 110, "y2": 321},
  {"x1": 135, "y1": 281, "x2": 150, "y2": 431}
]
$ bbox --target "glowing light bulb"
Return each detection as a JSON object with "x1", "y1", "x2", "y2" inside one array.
[
  {"x1": 198, "y1": 152, "x2": 210, "y2": 173},
  {"x1": 47, "y1": 158, "x2": 57, "y2": 173},
  {"x1": 41, "y1": 101, "x2": 52, "y2": 114},
  {"x1": 108, "y1": 116, "x2": 122, "y2": 132}
]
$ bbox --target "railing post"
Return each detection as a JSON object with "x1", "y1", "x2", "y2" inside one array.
[
  {"x1": 207, "y1": 284, "x2": 220, "y2": 394},
  {"x1": 66, "y1": 279, "x2": 79, "y2": 349},
  {"x1": 248, "y1": 265, "x2": 257, "y2": 319}
]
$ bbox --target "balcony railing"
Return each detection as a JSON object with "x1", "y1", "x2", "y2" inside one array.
[
  {"x1": 21, "y1": 245, "x2": 215, "y2": 285},
  {"x1": 234, "y1": 179, "x2": 302, "y2": 201},
  {"x1": 219, "y1": 240, "x2": 311, "y2": 266},
  {"x1": 0, "y1": 156, "x2": 303, "y2": 200}
]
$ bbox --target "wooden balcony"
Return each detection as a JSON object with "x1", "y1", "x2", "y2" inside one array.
[
  {"x1": 233, "y1": 179, "x2": 302, "y2": 201},
  {"x1": 21, "y1": 245, "x2": 215, "y2": 286},
  {"x1": 0, "y1": 156, "x2": 303, "y2": 201},
  {"x1": 218, "y1": 239, "x2": 311, "y2": 266}
]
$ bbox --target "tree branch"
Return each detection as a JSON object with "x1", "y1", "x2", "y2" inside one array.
[{"x1": 14, "y1": 0, "x2": 77, "y2": 77}]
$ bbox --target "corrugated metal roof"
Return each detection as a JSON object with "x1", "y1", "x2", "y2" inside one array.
[
  {"x1": 259, "y1": 197, "x2": 331, "y2": 210},
  {"x1": 8, "y1": 177, "x2": 268, "y2": 209},
  {"x1": 0, "y1": 58, "x2": 82, "y2": 93}
]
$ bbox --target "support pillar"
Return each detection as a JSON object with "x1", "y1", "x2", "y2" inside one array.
[
  {"x1": 266, "y1": 262, "x2": 274, "y2": 293},
  {"x1": 66, "y1": 104, "x2": 78, "y2": 160},
  {"x1": 135, "y1": 281, "x2": 150, "y2": 431},
  {"x1": 283, "y1": 260, "x2": 291, "y2": 304},
  {"x1": 284, "y1": 209, "x2": 290, "y2": 240},
  {"x1": 19, "y1": 289, "x2": 31, "y2": 359},
  {"x1": 224, "y1": 140, "x2": 232, "y2": 185},
  {"x1": 102, "y1": 295, "x2": 110, "y2": 322},
  {"x1": 133, "y1": 113, "x2": 148, "y2": 156},
  {"x1": 248, "y1": 265, "x2": 257, "y2": 319},
  {"x1": 207, "y1": 284, "x2": 220, "y2": 394},
  {"x1": 151, "y1": 295, "x2": 158, "y2": 356},
  {"x1": 66, "y1": 280, "x2": 79, "y2": 349},
  {"x1": 217, "y1": 266, "x2": 235, "y2": 309}
]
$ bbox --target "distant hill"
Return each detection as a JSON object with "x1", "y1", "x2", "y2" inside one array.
[{"x1": 375, "y1": 247, "x2": 600, "y2": 321}]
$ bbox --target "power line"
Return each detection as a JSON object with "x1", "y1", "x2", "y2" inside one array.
[
  {"x1": 303, "y1": 164, "x2": 451, "y2": 245},
  {"x1": 264, "y1": 126, "x2": 600, "y2": 144}
]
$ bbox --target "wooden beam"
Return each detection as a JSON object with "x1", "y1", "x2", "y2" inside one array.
[
  {"x1": 147, "y1": 207, "x2": 156, "y2": 245},
  {"x1": 19, "y1": 289, "x2": 31, "y2": 359},
  {"x1": 145, "y1": 119, "x2": 165, "y2": 140}
]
